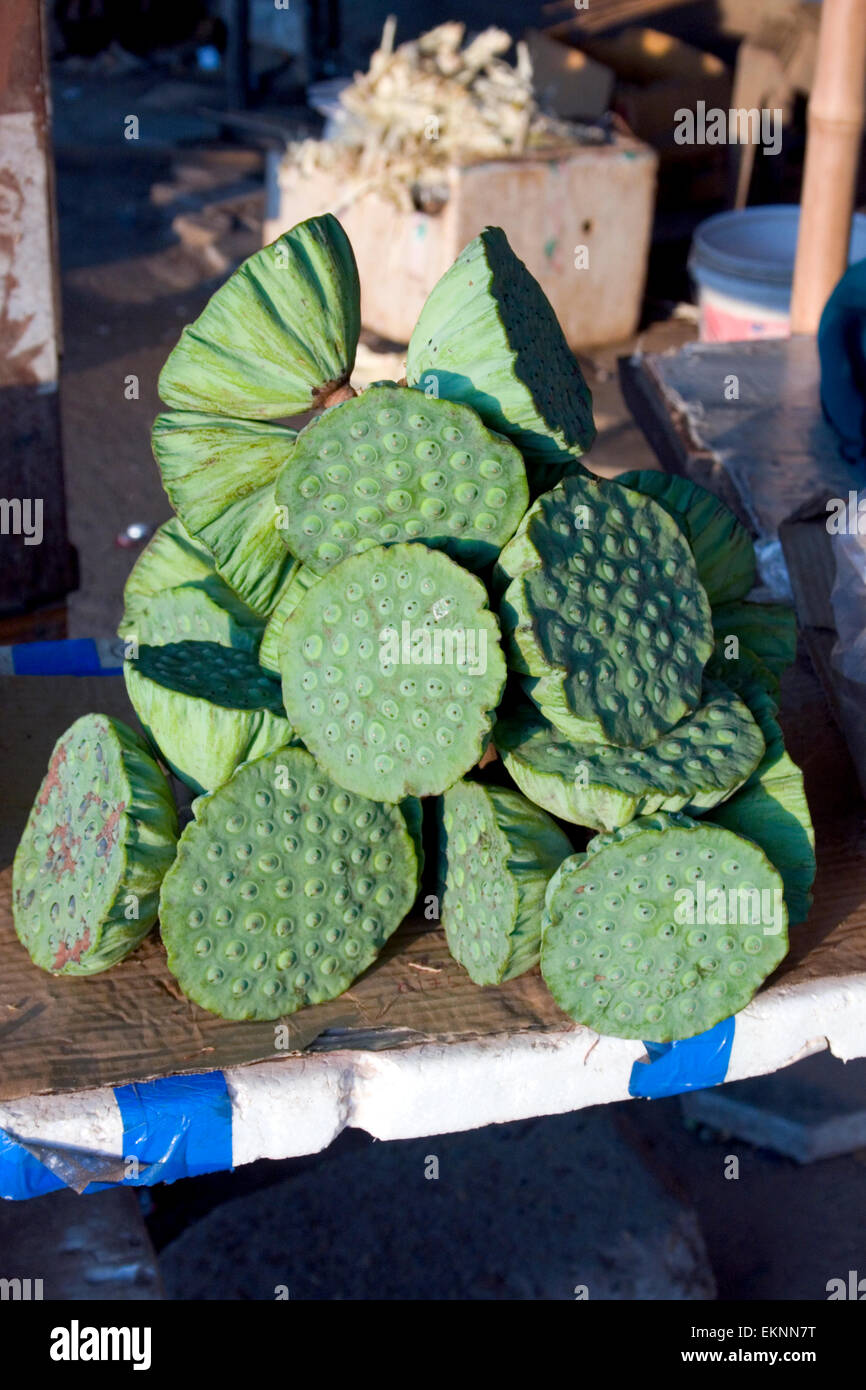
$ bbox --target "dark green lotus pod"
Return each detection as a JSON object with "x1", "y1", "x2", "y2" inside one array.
[
  {"x1": 152, "y1": 411, "x2": 299, "y2": 616},
  {"x1": 280, "y1": 542, "x2": 507, "y2": 801},
  {"x1": 541, "y1": 813, "x2": 789, "y2": 1042},
  {"x1": 158, "y1": 214, "x2": 361, "y2": 418},
  {"x1": 132, "y1": 582, "x2": 263, "y2": 652},
  {"x1": 440, "y1": 780, "x2": 572, "y2": 985},
  {"x1": 401, "y1": 795, "x2": 426, "y2": 877},
  {"x1": 12, "y1": 714, "x2": 178, "y2": 976},
  {"x1": 274, "y1": 384, "x2": 529, "y2": 575},
  {"x1": 258, "y1": 564, "x2": 322, "y2": 677},
  {"x1": 405, "y1": 227, "x2": 594, "y2": 492},
  {"x1": 119, "y1": 517, "x2": 258, "y2": 642},
  {"x1": 498, "y1": 473, "x2": 714, "y2": 748},
  {"x1": 495, "y1": 681, "x2": 765, "y2": 831},
  {"x1": 124, "y1": 642, "x2": 293, "y2": 795},
  {"x1": 712, "y1": 601, "x2": 797, "y2": 681},
  {"x1": 704, "y1": 639, "x2": 780, "y2": 705},
  {"x1": 158, "y1": 746, "x2": 418, "y2": 1020},
  {"x1": 709, "y1": 683, "x2": 814, "y2": 924},
  {"x1": 615, "y1": 470, "x2": 756, "y2": 606}
]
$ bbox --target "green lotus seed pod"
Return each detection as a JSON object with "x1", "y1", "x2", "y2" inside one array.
[
  {"x1": 152, "y1": 410, "x2": 299, "y2": 616},
  {"x1": 158, "y1": 746, "x2": 419, "y2": 1020},
  {"x1": 12, "y1": 714, "x2": 178, "y2": 976},
  {"x1": 709, "y1": 682, "x2": 815, "y2": 924},
  {"x1": 712, "y1": 601, "x2": 797, "y2": 681},
  {"x1": 616, "y1": 470, "x2": 756, "y2": 606},
  {"x1": 495, "y1": 681, "x2": 765, "y2": 831},
  {"x1": 119, "y1": 517, "x2": 259, "y2": 643},
  {"x1": 704, "y1": 639, "x2": 780, "y2": 704},
  {"x1": 158, "y1": 214, "x2": 361, "y2": 418},
  {"x1": 131, "y1": 582, "x2": 263, "y2": 652},
  {"x1": 406, "y1": 227, "x2": 594, "y2": 491},
  {"x1": 124, "y1": 641, "x2": 293, "y2": 795},
  {"x1": 440, "y1": 780, "x2": 573, "y2": 985},
  {"x1": 258, "y1": 564, "x2": 322, "y2": 676},
  {"x1": 541, "y1": 813, "x2": 789, "y2": 1042},
  {"x1": 280, "y1": 542, "x2": 507, "y2": 801},
  {"x1": 274, "y1": 384, "x2": 529, "y2": 574},
  {"x1": 401, "y1": 794, "x2": 426, "y2": 877},
  {"x1": 498, "y1": 473, "x2": 714, "y2": 748}
]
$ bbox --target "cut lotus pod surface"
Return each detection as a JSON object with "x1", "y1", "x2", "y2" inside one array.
[
  {"x1": 406, "y1": 227, "x2": 594, "y2": 491},
  {"x1": 12, "y1": 714, "x2": 178, "y2": 976},
  {"x1": 158, "y1": 214, "x2": 361, "y2": 418},
  {"x1": 124, "y1": 642, "x2": 293, "y2": 795},
  {"x1": 119, "y1": 517, "x2": 258, "y2": 642},
  {"x1": 712, "y1": 601, "x2": 797, "y2": 681},
  {"x1": 495, "y1": 681, "x2": 765, "y2": 831},
  {"x1": 280, "y1": 542, "x2": 507, "y2": 801},
  {"x1": 131, "y1": 582, "x2": 263, "y2": 652},
  {"x1": 258, "y1": 564, "x2": 322, "y2": 676},
  {"x1": 541, "y1": 813, "x2": 789, "y2": 1042},
  {"x1": 709, "y1": 682, "x2": 815, "y2": 924},
  {"x1": 274, "y1": 385, "x2": 529, "y2": 574},
  {"x1": 158, "y1": 746, "x2": 419, "y2": 1020},
  {"x1": 152, "y1": 411, "x2": 299, "y2": 616},
  {"x1": 498, "y1": 473, "x2": 714, "y2": 748},
  {"x1": 440, "y1": 780, "x2": 573, "y2": 986},
  {"x1": 615, "y1": 470, "x2": 756, "y2": 607}
]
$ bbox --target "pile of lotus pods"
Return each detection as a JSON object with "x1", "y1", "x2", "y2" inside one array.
[{"x1": 11, "y1": 216, "x2": 815, "y2": 1042}]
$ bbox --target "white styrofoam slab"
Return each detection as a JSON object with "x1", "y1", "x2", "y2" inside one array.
[{"x1": 1, "y1": 970, "x2": 865, "y2": 1176}]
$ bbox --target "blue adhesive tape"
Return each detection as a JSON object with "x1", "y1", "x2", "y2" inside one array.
[
  {"x1": 628, "y1": 1017, "x2": 735, "y2": 1099},
  {"x1": 10, "y1": 639, "x2": 120, "y2": 677},
  {"x1": 0, "y1": 1129, "x2": 67, "y2": 1200},
  {"x1": 115, "y1": 1072, "x2": 233, "y2": 1187}
]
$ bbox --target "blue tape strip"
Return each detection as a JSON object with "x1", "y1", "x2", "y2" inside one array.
[
  {"x1": 0, "y1": 1129, "x2": 67, "y2": 1200},
  {"x1": 115, "y1": 1072, "x2": 233, "y2": 1187},
  {"x1": 10, "y1": 639, "x2": 121, "y2": 676},
  {"x1": 628, "y1": 1017, "x2": 735, "y2": 1099},
  {"x1": 0, "y1": 1072, "x2": 232, "y2": 1200}
]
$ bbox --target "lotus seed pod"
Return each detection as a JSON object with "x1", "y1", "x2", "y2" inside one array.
[
  {"x1": 440, "y1": 781, "x2": 573, "y2": 985},
  {"x1": 711, "y1": 601, "x2": 797, "y2": 681},
  {"x1": 498, "y1": 473, "x2": 714, "y2": 748},
  {"x1": 158, "y1": 214, "x2": 361, "y2": 418},
  {"x1": 406, "y1": 227, "x2": 595, "y2": 491},
  {"x1": 131, "y1": 583, "x2": 263, "y2": 652},
  {"x1": 12, "y1": 714, "x2": 178, "y2": 975},
  {"x1": 616, "y1": 470, "x2": 756, "y2": 606},
  {"x1": 704, "y1": 640, "x2": 780, "y2": 704},
  {"x1": 158, "y1": 746, "x2": 419, "y2": 1020},
  {"x1": 541, "y1": 813, "x2": 789, "y2": 1042},
  {"x1": 119, "y1": 517, "x2": 259, "y2": 642},
  {"x1": 124, "y1": 641, "x2": 293, "y2": 795},
  {"x1": 274, "y1": 385, "x2": 529, "y2": 574},
  {"x1": 495, "y1": 681, "x2": 765, "y2": 831},
  {"x1": 280, "y1": 542, "x2": 507, "y2": 801},
  {"x1": 709, "y1": 681, "x2": 814, "y2": 924},
  {"x1": 258, "y1": 564, "x2": 322, "y2": 676},
  {"x1": 401, "y1": 794, "x2": 426, "y2": 877},
  {"x1": 152, "y1": 410, "x2": 299, "y2": 616}
]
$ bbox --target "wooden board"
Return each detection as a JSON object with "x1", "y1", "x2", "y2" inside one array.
[
  {"x1": 619, "y1": 336, "x2": 862, "y2": 537},
  {"x1": 0, "y1": 657, "x2": 864, "y2": 1104}
]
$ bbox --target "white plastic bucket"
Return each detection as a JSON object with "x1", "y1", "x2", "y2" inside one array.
[{"x1": 688, "y1": 205, "x2": 866, "y2": 343}]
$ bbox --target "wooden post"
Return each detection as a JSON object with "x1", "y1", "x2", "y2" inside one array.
[
  {"x1": 790, "y1": 0, "x2": 866, "y2": 334},
  {"x1": 0, "y1": 0, "x2": 76, "y2": 637}
]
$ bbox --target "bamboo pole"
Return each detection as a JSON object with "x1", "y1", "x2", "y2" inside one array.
[{"x1": 790, "y1": 0, "x2": 866, "y2": 333}]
